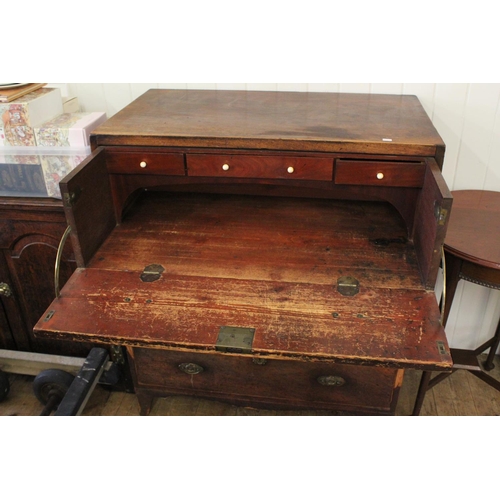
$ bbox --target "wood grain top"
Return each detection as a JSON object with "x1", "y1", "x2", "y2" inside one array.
[
  {"x1": 445, "y1": 190, "x2": 500, "y2": 269},
  {"x1": 91, "y1": 90, "x2": 444, "y2": 155}
]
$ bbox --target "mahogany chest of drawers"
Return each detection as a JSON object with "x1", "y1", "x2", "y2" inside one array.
[{"x1": 34, "y1": 90, "x2": 453, "y2": 415}]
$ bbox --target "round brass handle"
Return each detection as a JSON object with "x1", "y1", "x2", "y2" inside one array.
[
  {"x1": 252, "y1": 358, "x2": 268, "y2": 366},
  {"x1": 179, "y1": 363, "x2": 205, "y2": 375},
  {"x1": 287, "y1": 166, "x2": 295, "y2": 174},
  {"x1": 317, "y1": 375, "x2": 346, "y2": 387},
  {"x1": 0, "y1": 282, "x2": 13, "y2": 298},
  {"x1": 140, "y1": 161, "x2": 147, "y2": 169},
  {"x1": 222, "y1": 164, "x2": 230, "y2": 171},
  {"x1": 376, "y1": 172, "x2": 385, "y2": 180}
]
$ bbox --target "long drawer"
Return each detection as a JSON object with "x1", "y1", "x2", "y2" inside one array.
[
  {"x1": 187, "y1": 154, "x2": 333, "y2": 181},
  {"x1": 133, "y1": 348, "x2": 398, "y2": 412}
]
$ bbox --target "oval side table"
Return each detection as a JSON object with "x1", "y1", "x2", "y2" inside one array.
[{"x1": 413, "y1": 190, "x2": 500, "y2": 416}]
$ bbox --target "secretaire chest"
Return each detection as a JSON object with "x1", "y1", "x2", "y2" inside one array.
[{"x1": 34, "y1": 90, "x2": 453, "y2": 415}]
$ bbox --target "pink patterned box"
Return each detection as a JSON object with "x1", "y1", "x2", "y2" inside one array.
[
  {"x1": 34, "y1": 112, "x2": 107, "y2": 147},
  {"x1": 0, "y1": 88, "x2": 63, "y2": 147}
]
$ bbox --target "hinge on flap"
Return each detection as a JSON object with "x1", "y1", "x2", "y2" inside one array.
[
  {"x1": 337, "y1": 277, "x2": 360, "y2": 297},
  {"x1": 216, "y1": 326, "x2": 255, "y2": 354},
  {"x1": 63, "y1": 187, "x2": 82, "y2": 208},
  {"x1": 434, "y1": 203, "x2": 448, "y2": 226}
]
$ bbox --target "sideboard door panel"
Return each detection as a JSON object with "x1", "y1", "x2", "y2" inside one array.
[
  {"x1": 7, "y1": 233, "x2": 92, "y2": 356},
  {"x1": 0, "y1": 300, "x2": 15, "y2": 350}
]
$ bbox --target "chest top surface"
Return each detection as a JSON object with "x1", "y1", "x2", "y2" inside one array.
[{"x1": 91, "y1": 90, "x2": 444, "y2": 155}]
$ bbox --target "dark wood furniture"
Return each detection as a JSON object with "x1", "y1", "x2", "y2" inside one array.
[
  {"x1": 34, "y1": 90, "x2": 454, "y2": 415},
  {"x1": 0, "y1": 197, "x2": 92, "y2": 357},
  {"x1": 413, "y1": 190, "x2": 500, "y2": 415}
]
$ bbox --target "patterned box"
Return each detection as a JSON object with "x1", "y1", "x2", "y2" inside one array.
[
  {"x1": 0, "y1": 88, "x2": 63, "y2": 147},
  {"x1": 35, "y1": 112, "x2": 107, "y2": 147}
]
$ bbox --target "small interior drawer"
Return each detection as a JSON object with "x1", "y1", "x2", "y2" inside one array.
[
  {"x1": 133, "y1": 348, "x2": 397, "y2": 411},
  {"x1": 187, "y1": 154, "x2": 333, "y2": 181},
  {"x1": 106, "y1": 150, "x2": 185, "y2": 175},
  {"x1": 335, "y1": 160, "x2": 426, "y2": 187}
]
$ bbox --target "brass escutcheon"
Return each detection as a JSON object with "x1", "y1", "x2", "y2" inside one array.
[
  {"x1": 179, "y1": 363, "x2": 205, "y2": 375},
  {"x1": 317, "y1": 375, "x2": 346, "y2": 387}
]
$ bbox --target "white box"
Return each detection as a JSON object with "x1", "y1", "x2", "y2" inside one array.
[
  {"x1": 35, "y1": 111, "x2": 107, "y2": 147},
  {"x1": 62, "y1": 96, "x2": 80, "y2": 113},
  {"x1": 0, "y1": 87, "x2": 63, "y2": 147}
]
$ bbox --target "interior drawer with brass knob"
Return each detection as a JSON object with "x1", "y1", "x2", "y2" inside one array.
[
  {"x1": 186, "y1": 154, "x2": 333, "y2": 181},
  {"x1": 132, "y1": 348, "x2": 399, "y2": 413},
  {"x1": 106, "y1": 149, "x2": 185, "y2": 176},
  {"x1": 335, "y1": 159, "x2": 426, "y2": 187}
]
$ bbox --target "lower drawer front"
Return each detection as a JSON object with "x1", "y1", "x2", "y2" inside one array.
[
  {"x1": 187, "y1": 154, "x2": 333, "y2": 181},
  {"x1": 133, "y1": 348, "x2": 397, "y2": 412}
]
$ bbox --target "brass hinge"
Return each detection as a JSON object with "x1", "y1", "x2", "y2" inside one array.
[
  {"x1": 437, "y1": 341, "x2": 448, "y2": 356},
  {"x1": 434, "y1": 203, "x2": 449, "y2": 226},
  {"x1": 140, "y1": 264, "x2": 165, "y2": 283},
  {"x1": 216, "y1": 326, "x2": 255, "y2": 354},
  {"x1": 63, "y1": 187, "x2": 82, "y2": 208},
  {"x1": 337, "y1": 276, "x2": 360, "y2": 297}
]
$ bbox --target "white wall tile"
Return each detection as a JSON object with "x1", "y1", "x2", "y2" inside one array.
[
  {"x1": 370, "y1": 83, "x2": 404, "y2": 94},
  {"x1": 307, "y1": 83, "x2": 340, "y2": 93},
  {"x1": 69, "y1": 83, "x2": 107, "y2": 114},
  {"x1": 277, "y1": 83, "x2": 308, "y2": 92},
  {"x1": 453, "y1": 84, "x2": 500, "y2": 190},
  {"x1": 432, "y1": 83, "x2": 470, "y2": 188},
  {"x1": 102, "y1": 84, "x2": 133, "y2": 117},
  {"x1": 339, "y1": 83, "x2": 371, "y2": 93},
  {"x1": 483, "y1": 96, "x2": 500, "y2": 191},
  {"x1": 215, "y1": 83, "x2": 247, "y2": 90},
  {"x1": 131, "y1": 84, "x2": 158, "y2": 99},
  {"x1": 158, "y1": 83, "x2": 188, "y2": 89},
  {"x1": 247, "y1": 83, "x2": 278, "y2": 91},
  {"x1": 187, "y1": 83, "x2": 217, "y2": 89},
  {"x1": 403, "y1": 83, "x2": 436, "y2": 118}
]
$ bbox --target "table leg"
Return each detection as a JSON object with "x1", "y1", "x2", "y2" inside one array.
[
  {"x1": 412, "y1": 371, "x2": 432, "y2": 416},
  {"x1": 443, "y1": 252, "x2": 463, "y2": 327},
  {"x1": 136, "y1": 391, "x2": 154, "y2": 416},
  {"x1": 474, "y1": 318, "x2": 500, "y2": 371}
]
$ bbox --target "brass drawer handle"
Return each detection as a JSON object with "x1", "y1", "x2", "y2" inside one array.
[
  {"x1": 222, "y1": 164, "x2": 230, "y2": 171},
  {"x1": 317, "y1": 375, "x2": 346, "y2": 387},
  {"x1": 54, "y1": 225, "x2": 72, "y2": 298},
  {"x1": 376, "y1": 172, "x2": 385, "y2": 180},
  {"x1": 287, "y1": 166, "x2": 295, "y2": 174},
  {"x1": 179, "y1": 363, "x2": 205, "y2": 375},
  {"x1": 0, "y1": 282, "x2": 13, "y2": 298},
  {"x1": 252, "y1": 358, "x2": 268, "y2": 366},
  {"x1": 140, "y1": 161, "x2": 147, "y2": 168}
]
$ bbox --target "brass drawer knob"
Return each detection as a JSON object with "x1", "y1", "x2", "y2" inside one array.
[
  {"x1": 222, "y1": 164, "x2": 230, "y2": 171},
  {"x1": 0, "y1": 282, "x2": 13, "y2": 298},
  {"x1": 179, "y1": 363, "x2": 204, "y2": 375},
  {"x1": 376, "y1": 172, "x2": 385, "y2": 180},
  {"x1": 317, "y1": 375, "x2": 346, "y2": 387},
  {"x1": 140, "y1": 161, "x2": 147, "y2": 168},
  {"x1": 287, "y1": 166, "x2": 295, "y2": 174}
]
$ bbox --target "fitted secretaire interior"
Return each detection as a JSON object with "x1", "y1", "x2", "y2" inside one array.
[{"x1": 34, "y1": 90, "x2": 453, "y2": 415}]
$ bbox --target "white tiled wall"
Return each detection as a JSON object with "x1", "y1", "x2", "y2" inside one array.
[{"x1": 52, "y1": 82, "x2": 500, "y2": 354}]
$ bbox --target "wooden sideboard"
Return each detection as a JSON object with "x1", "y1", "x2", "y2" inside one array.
[
  {"x1": 34, "y1": 90, "x2": 454, "y2": 415},
  {"x1": 0, "y1": 197, "x2": 92, "y2": 357}
]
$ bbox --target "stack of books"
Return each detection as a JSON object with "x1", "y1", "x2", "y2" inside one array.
[{"x1": 0, "y1": 83, "x2": 47, "y2": 103}]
